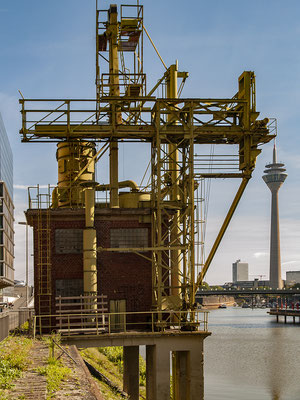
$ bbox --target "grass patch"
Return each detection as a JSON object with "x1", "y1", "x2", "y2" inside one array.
[
  {"x1": 0, "y1": 336, "x2": 33, "y2": 390},
  {"x1": 98, "y1": 347, "x2": 123, "y2": 371},
  {"x1": 36, "y1": 357, "x2": 71, "y2": 399},
  {"x1": 81, "y1": 346, "x2": 146, "y2": 399}
]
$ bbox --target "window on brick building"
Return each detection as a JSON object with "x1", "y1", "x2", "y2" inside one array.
[
  {"x1": 56, "y1": 279, "x2": 83, "y2": 298},
  {"x1": 55, "y1": 229, "x2": 83, "y2": 254},
  {"x1": 110, "y1": 228, "x2": 148, "y2": 252}
]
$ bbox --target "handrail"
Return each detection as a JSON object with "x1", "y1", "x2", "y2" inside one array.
[{"x1": 33, "y1": 309, "x2": 209, "y2": 338}]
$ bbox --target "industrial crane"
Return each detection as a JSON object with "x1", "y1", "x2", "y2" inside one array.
[{"x1": 20, "y1": 2, "x2": 274, "y2": 329}]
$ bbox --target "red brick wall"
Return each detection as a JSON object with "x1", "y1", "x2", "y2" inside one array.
[{"x1": 31, "y1": 212, "x2": 152, "y2": 317}]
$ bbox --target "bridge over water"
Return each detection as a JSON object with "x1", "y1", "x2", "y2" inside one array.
[{"x1": 196, "y1": 288, "x2": 300, "y2": 297}]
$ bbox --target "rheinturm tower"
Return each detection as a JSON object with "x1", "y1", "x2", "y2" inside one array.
[{"x1": 262, "y1": 143, "x2": 287, "y2": 289}]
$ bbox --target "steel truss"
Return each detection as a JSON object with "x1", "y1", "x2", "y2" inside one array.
[
  {"x1": 20, "y1": 72, "x2": 274, "y2": 318},
  {"x1": 151, "y1": 109, "x2": 196, "y2": 315}
]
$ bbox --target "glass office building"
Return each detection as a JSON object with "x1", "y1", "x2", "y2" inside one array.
[{"x1": 0, "y1": 113, "x2": 14, "y2": 290}]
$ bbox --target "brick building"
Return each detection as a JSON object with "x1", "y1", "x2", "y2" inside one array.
[{"x1": 26, "y1": 206, "x2": 152, "y2": 320}]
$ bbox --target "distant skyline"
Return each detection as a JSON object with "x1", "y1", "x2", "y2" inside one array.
[{"x1": 0, "y1": 0, "x2": 299, "y2": 285}]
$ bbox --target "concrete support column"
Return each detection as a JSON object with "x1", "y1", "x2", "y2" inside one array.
[
  {"x1": 123, "y1": 346, "x2": 139, "y2": 400},
  {"x1": 146, "y1": 345, "x2": 170, "y2": 400},
  {"x1": 190, "y1": 342, "x2": 204, "y2": 400},
  {"x1": 146, "y1": 345, "x2": 156, "y2": 400},
  {"x1": 173, "y1": 351, "x2": 190, "y2": 400}
]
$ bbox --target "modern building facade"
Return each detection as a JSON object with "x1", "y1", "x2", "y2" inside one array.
[
  {"x1": 0, "y1": 113, "x2": 14, "y2": 291},
  {"x1": 286, "y1": 271, "x2": 300, "y2": 286},
  {"x1": 262, "y1": 143, "x2": 287, "y2": 289},
  {"x1": 232, "y1": 259, "x2": 249, "y2": 282}
]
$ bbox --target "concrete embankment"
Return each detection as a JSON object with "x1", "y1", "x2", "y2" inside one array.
[{"x1": 199, "y1": 295, "x2": 235, "y2": 309}]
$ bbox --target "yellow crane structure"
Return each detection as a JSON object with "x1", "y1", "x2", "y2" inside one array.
[{"x1": 20, "y1": 3, "x2": 274, "y2": 326}]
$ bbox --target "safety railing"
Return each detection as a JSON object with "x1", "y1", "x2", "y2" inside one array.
[
  {"x1": 33, "y1": 309, "x2": 209, "y2": 338},
  {"x1": 19, "y1": 97, "x2": 255, "y2": 142},
  {"x1": 28, "y1": 185, "x2": 54, "y2": 210},
  {"x1": 99, "y1": 73, "x2": 146, "y2": 97}
]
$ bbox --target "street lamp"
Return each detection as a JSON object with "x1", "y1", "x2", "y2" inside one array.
[{"x1": 18, "y1": 221, "x2": 28, "y2": 307}]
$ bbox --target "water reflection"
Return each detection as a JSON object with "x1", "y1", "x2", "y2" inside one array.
[{"x1": 204, "y1": 308, "x2": 300, "y2": 400}]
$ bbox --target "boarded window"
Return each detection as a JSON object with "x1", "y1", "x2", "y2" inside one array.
[
  {"x1": 110, "y1": 228, "x2": 148, "y2": 251},
  {"x1": 55, "y1": 279, "x2": 83, "y2": 297},
  {"x1": 55, "y1": 229, "x2": 83, "y2": 254}
]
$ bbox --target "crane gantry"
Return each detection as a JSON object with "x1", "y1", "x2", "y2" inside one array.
[{"x1": 20, "y1": 2, "x2": 274, "y2": 326}]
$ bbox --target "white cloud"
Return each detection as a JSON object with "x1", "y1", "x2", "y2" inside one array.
[
  {"x1": 253, "y1": 252, "x2": 268, "y2": 259},
  {"x1": 282, "y1": 261, "x2": 298, "y2": 266},
  {"x1": 14, "y1": 184, "x2": 55, "y2": 190}
]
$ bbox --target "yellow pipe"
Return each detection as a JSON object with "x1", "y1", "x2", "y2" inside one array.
[
  {"x1": 167, "y1": 63, "x2": 180, "y2": 299},
  {"x1": 195, "y1": 177, "x2": 250, "y2": 289},
  {"x1": 83, "y1": 187, "x2": 97, "y2": 297},
  {"x1": 96, "y1": 180, "x2": 139, "y2": 192},
  {"x1": 108, "y1": 4, "x2": 120, "y2": 208}
]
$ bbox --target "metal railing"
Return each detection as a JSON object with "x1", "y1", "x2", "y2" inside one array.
[
  {"x1": 19, "y1": 97, "x2": 254, "y2": 142},
  {"x1": 33, "y1": 309, "x2": 209, "y2": 338}
]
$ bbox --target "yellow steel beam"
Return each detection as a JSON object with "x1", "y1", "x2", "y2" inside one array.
[
  {"x1": 107, "y1": 5, "x2": 120, "y2": 208},
  {"x1": 195, "y1": 176, "x2": 250, "y2": 289},
  {"x1": 97, "y1": 246, "x2": 188, "y2": 252},
  {"x1": 166, "y1": 63, "x2": 180, "y2": 299},
  {"x1": 143, "y1": 25, "x2": 167, "y2": 70}
]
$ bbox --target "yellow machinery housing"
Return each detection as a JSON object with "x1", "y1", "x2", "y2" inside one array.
[{"x1": 53, "y1": 141, "x2": 96, "y2": 208}]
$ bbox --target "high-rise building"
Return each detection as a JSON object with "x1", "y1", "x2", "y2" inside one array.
[
  {"x1": 262, "y1": 143, "x2": 287, "y2": 289},
  {"x1": 0, "y1": 113, "x2": 14, "y2": 291},
  {"x1": 232, "y1": 259, "x2": 249, "y2": 282},
  {"x1": 286, "y1": 271, "x2": 300, "y2": 286}
]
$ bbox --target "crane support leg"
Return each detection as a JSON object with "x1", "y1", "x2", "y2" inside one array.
[{"x1": 196, "y1": 176, "x2": 249, "y2": 289}]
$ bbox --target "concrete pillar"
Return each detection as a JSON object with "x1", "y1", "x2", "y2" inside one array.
[
  {"x1": 123, "y1": 346, "x2": 139, "y2": 400},
  {"x1": 173, "y1": 351, "x2": 190, "y2": 400},
  {"x1": 146, "y1": 345, "x2": 156, "y2": 400},
  {"x1": 0, "y1": 315, "x2": 9, "y2": 341},
  {"x1": 146, "y1": 344, "x2": 170, "y2": 400},
  {"x1": 190, "y1": 342, "x2": 204, "y2": 400}
]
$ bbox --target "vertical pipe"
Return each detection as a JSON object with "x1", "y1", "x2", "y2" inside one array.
[
  {"x1": 189, "y1": 111, "x2": 196, "y2": 308},
  {"x1": 83, "y1": 187, "x2": 97, "y2": 298},
  {"x1": 26, "y1": 223, "x2": 28, "y2": 307},
  {"x1": 108, "y1": 4, "x2": 120, "y2": 208},
  {"x1": 166, "y1": 63, "x2": 180, "y2": 298}
]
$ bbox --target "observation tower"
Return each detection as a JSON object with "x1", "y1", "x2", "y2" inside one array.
[{"x1": 262, "y1": 143, "x2": 287, "y2": 289}]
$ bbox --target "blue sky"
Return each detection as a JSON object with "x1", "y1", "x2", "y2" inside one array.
[{"x1": 0, "y1": 0, "x2": 299, "y2": 284}]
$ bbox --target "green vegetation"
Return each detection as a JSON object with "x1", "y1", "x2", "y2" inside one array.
[
  {"x1": 36, "y1": 357, "x2": 71, "y2": 399},
  {"x1": 99, "y1": 346, "x2": 123, "y2": 372},
  {"x1": 210, "y1": 285, "x2": 224, "y2": 290},
  {"x1": 199, "y1": 282, "x2": 224, "y2": 290},
  {"x1": 0, "y1": 336, "x2": 33, "y2": 391},
  {"x1": 199, "y1": 281, "x2": 210, "y2": 290},
  {"x1": 81, "y1": 346, "x2": 147, "y2": 399},
  {"x1": 36, "y1": 334, "x2": 71, "y2": 399}
]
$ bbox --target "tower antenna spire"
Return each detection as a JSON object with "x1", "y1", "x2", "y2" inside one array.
[{"x1": 273, "y1": 139, "x2": 277, "y2": 164}]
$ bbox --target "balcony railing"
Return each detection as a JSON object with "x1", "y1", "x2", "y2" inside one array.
[{"x1": 33, "y1": 309, "x2": 209, "y2": 338}]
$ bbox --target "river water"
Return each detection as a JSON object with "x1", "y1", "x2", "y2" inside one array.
[{"x1": 204, "y1": 307, "x2": 300, "y2": 400}]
